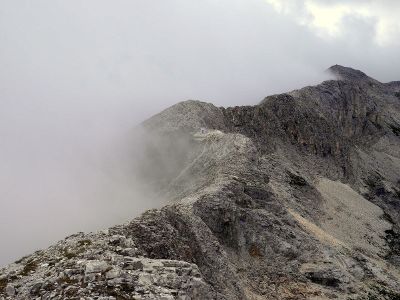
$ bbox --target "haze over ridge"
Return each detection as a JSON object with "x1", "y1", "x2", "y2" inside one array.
[{"x1": 1, "y1": 0, "x2": 399, "y2": 266}]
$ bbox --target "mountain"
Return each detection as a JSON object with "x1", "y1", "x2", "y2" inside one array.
[{"x1": 1, "y1": 65, "x2": 400, "y2": 299}]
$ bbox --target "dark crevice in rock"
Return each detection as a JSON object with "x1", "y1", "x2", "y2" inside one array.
[
  {"x1": 305, "y1": 272, "x2": 341, "y2": 288},
  {"x1": 389, "y1": 124, "x2": 400, "y2": 136},
  {"x1": 287, "y1": 172, "x2": 308, "y2": 187}
]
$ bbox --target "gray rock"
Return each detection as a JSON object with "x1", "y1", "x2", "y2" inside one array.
[
  {"x1": 1, "y1": 65, "x2": 400, "y2": 299},
  {"x1": 105, "y1": 269, "x2": 120, "y2": 279},
  {"x1": 85, "y1": 260, "x2": 110, "y2": 274},
  {"x1": 5, "y1": 285, "x2": 15, "y2": 296},
  {"x1": 30, "y1": 282, "x2": 42, "y2": 295}
]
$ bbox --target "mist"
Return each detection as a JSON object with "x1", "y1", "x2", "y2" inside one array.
[{"x1": 1, "y1": 0, "x2": 399, "y2": 266}]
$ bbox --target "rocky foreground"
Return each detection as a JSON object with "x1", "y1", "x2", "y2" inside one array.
[{"x1": 1, "y1": 65, "x2": 400, "y2": 299}]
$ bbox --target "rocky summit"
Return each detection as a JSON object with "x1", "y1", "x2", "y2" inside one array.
[{"x1": 1, "y1": 65, "x2": 400, "y2": 299}]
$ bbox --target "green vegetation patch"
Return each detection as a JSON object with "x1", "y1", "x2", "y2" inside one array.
[
  {"x1": 0, "y1": 277, "x2": 8, "y2": 293},
  {"x1": 63, "y1": 247, "x2": 84, "y2": 259},
  {"x1": 77, "y1": 239, "x2": 92, "y2": 247},
  {"x1": 248, "y1": 244, "x2": 263, "y2": 257},
  {"x1": 19, "y1": 259, "x2": 38, "y2": 276},
  {"x1": 56, "y1": 276, "x2": 79, "y2": 286}
]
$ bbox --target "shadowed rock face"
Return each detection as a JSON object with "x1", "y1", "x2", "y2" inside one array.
[{"x1": 1, "y1": 65, "x2": 400, "y2": 299}]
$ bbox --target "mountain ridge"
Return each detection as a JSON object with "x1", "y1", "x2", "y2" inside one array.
[{"x1": 1, "y1": 65, "x2": 400, "y2": 299}]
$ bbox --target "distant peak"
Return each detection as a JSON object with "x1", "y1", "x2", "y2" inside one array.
[{"x1": 327, "y1": 65, "x2": 372, "y2": 82}]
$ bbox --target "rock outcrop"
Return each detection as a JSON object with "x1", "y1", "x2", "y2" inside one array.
[{"x1": 1, "y1": 65, "x2": 400, "y2": 299}]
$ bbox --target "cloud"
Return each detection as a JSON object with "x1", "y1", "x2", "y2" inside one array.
[
  {"x1": 0, "y1": 0, "x2": 399, "y2": 265},
  {"x1": 265, "y1": 0, "x2": 400, "y2": 46}
]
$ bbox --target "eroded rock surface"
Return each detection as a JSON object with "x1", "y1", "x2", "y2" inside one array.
[{"x1": 1, "y1": 65, "x2": 400, "y2": 299}]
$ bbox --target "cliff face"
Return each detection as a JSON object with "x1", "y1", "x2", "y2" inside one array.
[{"x1": 1, "y1": 65, "x2": 400, "y2": 299}]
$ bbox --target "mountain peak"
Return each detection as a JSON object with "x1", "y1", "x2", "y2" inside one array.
[{"x1": 327, "y1": 64, "x2": 373, "y2": 82}]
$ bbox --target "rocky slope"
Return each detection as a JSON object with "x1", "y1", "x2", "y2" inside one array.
[{"x1": 1, "y1": 65, "x2": 400, "y2": 299}]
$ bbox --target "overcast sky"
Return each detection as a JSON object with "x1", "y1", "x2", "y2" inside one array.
[{"x1": 1, "y1": 0, "x2": 399, "y2": 265}]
